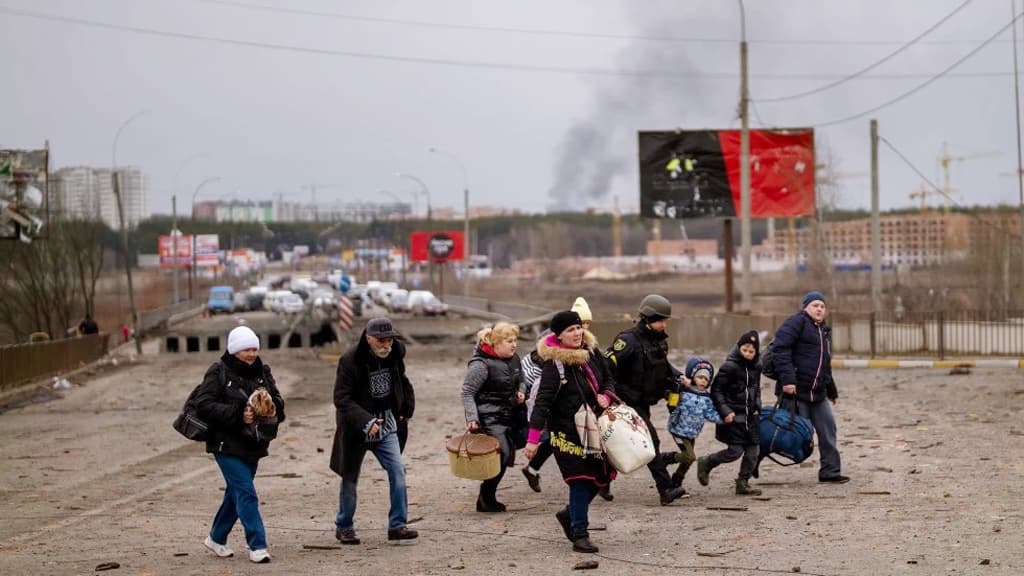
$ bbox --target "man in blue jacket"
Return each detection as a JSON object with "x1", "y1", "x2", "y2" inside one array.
[{"x1": 771, "y1": 291, "x2": 849, "y2": 484}]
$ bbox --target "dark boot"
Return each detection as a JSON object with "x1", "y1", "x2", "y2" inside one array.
[
  {"x1": 735, "y1": 478, "x2": 762, "y2": 496},
  {"x1": 597, "y1": 484, "x2": 613, "y2": 501},
  {"x1": 659, "y1": 485, "x2": 688, "y2": 505},
  {"x1": 696, "y1": 456, "x2": 711, "y2": 486},
  {"x1": 571, "y1": 531, "x2": 599, "y2": 553},
  {"x1": 476, "y1": 495, "x2": 507, "y2": 512},
  {"x1": 554, "y1": 507, "x2": 572, "y2": 541}
]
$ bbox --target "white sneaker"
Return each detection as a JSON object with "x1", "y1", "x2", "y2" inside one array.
[
  {"x1": 203, "y1": 535, "x2": 234, "y2": 558},
  {"x1": 249, "y1": 549, "x2": 271, "y2": 563}
]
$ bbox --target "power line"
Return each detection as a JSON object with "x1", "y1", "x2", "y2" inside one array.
[
  {"x1": 880, "y1": 135, "x2": 1018, "y2": 238},
  {"x1": 806, "y1": 10, "x2": 1024, "y2": 128},
  {"x1": 0, "y1": 5, "x2": 1016, "y2": 83},
  {"x1": 754, "y1": 0, "x2": 976, "y2": 103},
  {"x1": 204, "y1": 0, "x2": 1013, "y2": 48}
]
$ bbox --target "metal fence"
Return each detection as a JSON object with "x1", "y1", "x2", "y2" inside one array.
[
  {"x1": 832, "y1": 310, "x2": 1024, "y2": 358},
  {"x1": 592, "y1": 310, "x2": 1024, "y2": 359},
  {"x1": 0, "y1": 333, "x2": 111, "y2": 392}
]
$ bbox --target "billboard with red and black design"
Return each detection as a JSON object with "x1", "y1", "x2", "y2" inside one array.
[
  {"x1": 639, "y1": 129, "x2": 815, "y2": 219},
  {"x1": 409, "y1": 230, "x2": 465, "y2": 263}
]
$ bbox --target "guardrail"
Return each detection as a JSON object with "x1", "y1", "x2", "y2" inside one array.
[
  {"x1": 0, "y1": 333, "x2": 111, "y2": 391},
  {"x1": 139, "y1": 300, "x2": 203, "y2": 334}
]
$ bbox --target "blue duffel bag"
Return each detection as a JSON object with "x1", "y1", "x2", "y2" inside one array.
[{"x1": 759, "y1": 397, "x2": 814, "y2": 466}]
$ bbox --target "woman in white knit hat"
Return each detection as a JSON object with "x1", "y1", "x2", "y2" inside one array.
[{"x1": 194, "y1": 325, "x2": 285, "y2": 564}]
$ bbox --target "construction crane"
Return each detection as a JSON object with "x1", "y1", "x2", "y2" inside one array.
[
  {"x1": 908, "y1": 182, "x2": 944, "y2": 212},
  {"x1": 938, "y1": 142, "x2": 1000, "y2": 211}
]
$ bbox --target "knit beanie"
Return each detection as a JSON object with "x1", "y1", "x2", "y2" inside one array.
[
  {"x1": 802, "y1": 290, "x2": 826, "y2": 309},
  {"x1": 570, "y1": 297, "x2": 593, "y2": 322},
  {"x1": 737, "y1": 329, "x2": 760, "y2": 354},
  {"x1": 549, "y1": 310, "x2": 582, "y2": 336},
  {"x1": 684, "y1": 357, "x2": 715, "y2": 382},
  {"x1": 227, "y1": 326, "x2": 260, "y2": 354}
]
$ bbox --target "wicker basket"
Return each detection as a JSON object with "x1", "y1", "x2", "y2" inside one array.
[{"x1": 446, "y1": 432, "x2": 501, "y2": 480}]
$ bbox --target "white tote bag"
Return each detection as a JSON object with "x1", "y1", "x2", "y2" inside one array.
[{"x1": 598, "y1": 403, "x2": 656, "y2": 474}]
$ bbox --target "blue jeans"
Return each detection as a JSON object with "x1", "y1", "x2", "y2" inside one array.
[
  {"x1": 796, "y1": 399, "x2": 842, "y2": 479},
  {"x1": 335, "y1": 433, "x2": 408, "y2": 531},
  {"x1": 568, "y1": 480, "x2": 598, "y2": 535},
  {"x1": 210, "y1": 453, "x2": 266, "y2": 551}
]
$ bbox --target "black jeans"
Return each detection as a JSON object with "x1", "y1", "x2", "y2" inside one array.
[
  {"x1": 707, "y1": 443, "x2": 759, "y2": 481},
  {"x1": 633, "y1": 404, "x2": 674, "y2": 493}
]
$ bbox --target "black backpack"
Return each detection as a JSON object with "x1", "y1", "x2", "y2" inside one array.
[
  {"x1": 759, "y1": 339, "x2": 778, "y2": 381},
  {"x1": 172, "y1": 364, "x2": 224, "y2": 441}
]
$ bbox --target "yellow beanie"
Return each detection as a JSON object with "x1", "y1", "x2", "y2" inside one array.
[{"x1": 571, "y1": 297, "x2": 593, "y2": 322}]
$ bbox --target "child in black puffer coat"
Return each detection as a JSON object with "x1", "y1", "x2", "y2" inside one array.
[{"x1": 696, "y1": 330, "x2": 763, "y2": 495}]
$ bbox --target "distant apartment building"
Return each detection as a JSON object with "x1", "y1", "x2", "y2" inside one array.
[
  {"x1": 769, "y1": 212, "x2": 971, "y2": 267},
  {"x1": 191, "y1": 198, "x2": 412, "y2": 223},
  {"x1": 48, "y1": 166, "x2": 148, "y2": 229}
]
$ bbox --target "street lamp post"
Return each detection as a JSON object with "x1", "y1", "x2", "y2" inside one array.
[
  {"x1": 112, "y1": 109, "x2": 150, "y2": 356},
  {"x1": 172, "y1": 153, "x2": 207, "y2": 305},
  {"x1": 429, "y1": 147, "x2": 471, "y2": 296},
  {"x1": 189, "y1": 176, "x2": 222, "y2": 300},
  {"x1": 397, "y1": 173, "x2": 432, "y2": 292}
]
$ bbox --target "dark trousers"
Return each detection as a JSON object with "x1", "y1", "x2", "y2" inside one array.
[
  {"x1": 527, "y1": 431, "x2": 553, "y2": 471},
  {"x1": 568, "y1": 480, "x2": 599, "y2": 535},
  {"x1": 707, "y1": 443, "x2": 759, "y2": 481},
  {"x1": 633, "y1": 404, "x2": 674, "y2": 493},
  {"x1": 795, "y1": 398, "x2": 842, "y2": 479},
  {"x1": 480, "y1": 422, "x2": 514, "y2": 504},
  {"x1": 671, "y1": 437, "x2": 696, "y2": 480}
]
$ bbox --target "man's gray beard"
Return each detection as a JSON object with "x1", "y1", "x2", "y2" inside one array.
[{"x1": 373, "y1": 345, "x2": 392, "y2": 358}]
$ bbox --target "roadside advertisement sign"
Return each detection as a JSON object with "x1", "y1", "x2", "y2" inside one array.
[
  {"x1": 639, "y1": 129, "x2": 816, "y2": 219},
  {"x1": 158, "y1": 234, "x2": 191, "y2": 267},
  {"x1": 409, "y1": 230, "x2": 465, "y2": 263},
  {"x1": 194, "y1": 234, "x2": 220, "y2": 267}
]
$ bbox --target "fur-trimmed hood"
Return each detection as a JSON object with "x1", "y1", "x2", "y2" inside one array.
[{"x1": 536, "y1": 330, "x2": 599, "y2": 366}]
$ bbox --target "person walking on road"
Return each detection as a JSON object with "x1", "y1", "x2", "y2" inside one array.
[
  {"x1": 521, "y1": 297, "x2": 612, "y2": 501},
  {"x1": 329, "y1": 317, "x2": 419, "y2": 545},
  {"x1": 525, "y1": 310, "x2": 616, "y2": 554},
  {"x1": 605, "y1": 294, "x2": 688, "y2": 505},
  {"x1": 194, "y1": 325, "x2": 285, "y2": 564},
  {"x1": 462, "y1": 322, "x2": 525, "y2": 512},
  {"x1": 696, "y1": 330, "x2": 763, "y2": 495},
  {"x1": 770, "y1": 291, "x2": 849, "y2": 484}
]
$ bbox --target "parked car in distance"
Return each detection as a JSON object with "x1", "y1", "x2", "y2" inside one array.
[
  {"x1": 421, "y1": 296, "x2": 448, "y2": 316},
  {"x1": 207, "y1": 285, "x2": 235, "y2": 315},
  {"x1": 279, "y1": 293, "x2": 305, "y2": 314},
  {"x1": 232, "y1": 292, "x2": 250, "y2": 312},
  {"x1": 407, "y1": 290, "x2": 435, "y2": 314},
  {"x1": 387, "y1": 289, "x2": 410, "y2": 313},
  {"x1": 263, "y1": 290, "x2": 293, "y2": 312}
]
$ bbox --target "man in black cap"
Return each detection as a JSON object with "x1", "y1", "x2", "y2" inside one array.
[
  {"x1": 770, "y1": 291, "x2": 848, "y2": 484},
  {"x1": 329, "y1": 317, "x2": 418, "y2": 544},
  {"x1": 605, "y1": 294, "x2": 687, "y2": 505}
]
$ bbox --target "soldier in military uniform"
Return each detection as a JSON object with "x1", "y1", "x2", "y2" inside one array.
[{"x1": 605, "y1": 294, "x2": 688, "y2": 505}]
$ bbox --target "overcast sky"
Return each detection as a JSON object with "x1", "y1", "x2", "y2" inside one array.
[{"x1": 1, "y1": 0, "x2": 1021, "y2": 217}]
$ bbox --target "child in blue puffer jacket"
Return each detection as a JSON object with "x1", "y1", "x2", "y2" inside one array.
[{"x1": 666, "y1": 358, "x2": 722, "y2": 494}]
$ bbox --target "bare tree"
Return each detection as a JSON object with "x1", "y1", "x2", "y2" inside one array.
[{"x1": 0, "y1": 219, "x2": 107, "y2": 342}]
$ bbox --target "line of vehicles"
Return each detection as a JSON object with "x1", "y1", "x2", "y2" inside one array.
[{"x1": 205, "y1": 274, "x2": 448, "y2": 318}]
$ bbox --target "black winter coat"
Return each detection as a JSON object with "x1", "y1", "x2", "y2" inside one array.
[
  {"x1": 329, "y1": 334, "x2": 415, "y2": 477},
  {"x1": 771, "y1": 311, "x2": 838, "y2": 403},
  {"x1": 605, "y1": 323, "x2": 679, "y2": 407},
  {"x1": 711, "y1": 347, "x2": 762, "y2": 446},
  {"x1": 194, "y1": 353, "x2": 286, "y2": 463}
]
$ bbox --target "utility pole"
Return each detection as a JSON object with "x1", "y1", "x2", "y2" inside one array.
[
  {"x1": 1012, "y1": 0, "x2": 1024, "y2": 295},
  {"x1": 172, "y1": 195, "x2": 179, "y2": 304},
  {"x1": 738, "y1": 0, "x2": 753, "y2": 313},
  {"x1": 113, "y1": 171, "x2": 142, "y2": 355},
  {"x1": 870, "y1": 119, "x2": 881, "y2": 314}
]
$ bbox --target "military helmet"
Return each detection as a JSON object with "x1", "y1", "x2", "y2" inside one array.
[{"x1": 638, "y1": 294, "x2": 673, "y2": 319}]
